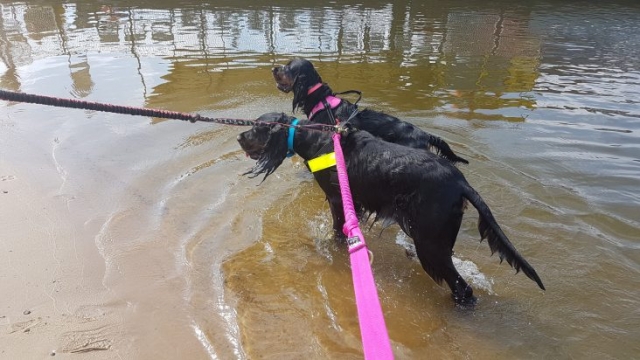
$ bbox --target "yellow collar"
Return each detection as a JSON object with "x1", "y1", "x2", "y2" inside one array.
[{"x1": 306, "y1": 152, "x2": 336, "y2": 172}]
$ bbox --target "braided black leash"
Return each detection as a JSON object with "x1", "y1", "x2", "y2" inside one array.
[
  {"x1": 0, "y1": 89, "x2": 347, "y2": 135},
  {"x1": 288, "y1": 122, "x2": 340, "y2": 133},
  {"x1": 0, "y1": 89, "x2": 255, "y2": 126}
]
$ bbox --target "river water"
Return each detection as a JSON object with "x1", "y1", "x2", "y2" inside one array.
[{"x1": 0, "y1": 1, "x2": 638, "y2": 359}]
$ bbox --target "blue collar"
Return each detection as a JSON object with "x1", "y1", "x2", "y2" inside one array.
[{"x1": 287, "y1": 118, "x2": 299, "y2": 158}]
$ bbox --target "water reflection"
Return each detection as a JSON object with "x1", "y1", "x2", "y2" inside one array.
[{"x1": 0, "y1": 0, "x2": 553, "y2": 120}]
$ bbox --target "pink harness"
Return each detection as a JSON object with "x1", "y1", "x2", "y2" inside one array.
[
  {"x1": 307, "y1": 83, "x2": 342, "y2": 120},
  {"x1": 309, "y1": 96, "x2": 341, "y2": 120}
]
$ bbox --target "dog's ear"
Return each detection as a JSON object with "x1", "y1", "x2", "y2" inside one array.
[
  {"x1": 292, "y1": 74, "x2": 308, "y2": 113},
  {"x1": 265, "y1": 112, "x2": 292, "y2": 133},
  {"x1": 245, "y1": 124, "x2": 289, "y2": 183},
  {"x1": 291, "y1": 60, "x2": 322, "y2": 113}
]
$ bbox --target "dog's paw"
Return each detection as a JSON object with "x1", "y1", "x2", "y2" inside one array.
[
  {"x1": 453, "y1": 295, "x2": 477, "y2": 309},
  {"x1": 452, "y1": 286, "x2": 477, "y2": 308}
]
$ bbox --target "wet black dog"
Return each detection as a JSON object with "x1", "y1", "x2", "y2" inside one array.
[
  {"x1": 272, "y1": 57, "x2": 469, "y2": 165},
  {"x1": 237, "y1": 112, "x2": 545, "y2": 305}
]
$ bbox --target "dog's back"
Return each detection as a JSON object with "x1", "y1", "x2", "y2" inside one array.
[
  {"x1": 340, "y1": 129, "x2": 466, "y2": 218},
  {"x1": 349, "y1": 109, "x2": 468, "y2": 164}
]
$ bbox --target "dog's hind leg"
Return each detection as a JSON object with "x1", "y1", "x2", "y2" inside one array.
[
  {"x1": 414, "y1": 240, "x2": 476, "y2": 306},
  {"x1": 410, "y1": 212, "x2": 476, "y2": 306}
]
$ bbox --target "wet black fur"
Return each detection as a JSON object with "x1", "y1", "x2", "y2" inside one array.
[
  {"x1": 272, "y1": 57, "x2": 469, "y2": 165},
  {"x1": 237, "y1": 112, "x2": 545, "y2": 306}
]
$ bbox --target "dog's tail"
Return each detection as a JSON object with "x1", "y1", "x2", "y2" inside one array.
[
  {"x1": 427, "y1": 136, "x2": 469, "y2": 165},
  {"x1": 462, "y1": 183, "x2": 545, "y2": 290}
]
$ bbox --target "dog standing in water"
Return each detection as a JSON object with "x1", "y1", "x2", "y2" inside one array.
[
  {"x1": 238, "y1": 113, "x2": 545, "y2": 306},
  {"x1": 272, "y1": 57, "x2": 469, "y2": 165}
]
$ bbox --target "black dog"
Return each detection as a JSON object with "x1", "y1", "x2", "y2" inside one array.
[
  {"x1": 272, "y1": 57, "x2": 469, "y2": 165},
  {"x1": 237, "y1": 113, "x2": 545, "y2": 305}
]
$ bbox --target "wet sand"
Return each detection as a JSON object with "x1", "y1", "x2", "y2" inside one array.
[
  {"x1": 0, "y1": 90, "x2": 258, "y2": 358},
  {"x1": 0, "y1": 157, "x2": 121, "y2": 358}
]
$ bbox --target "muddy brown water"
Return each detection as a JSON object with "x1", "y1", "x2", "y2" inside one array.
[{"x1": 0, "y1": 1, "x2": 639, "y2": 359}]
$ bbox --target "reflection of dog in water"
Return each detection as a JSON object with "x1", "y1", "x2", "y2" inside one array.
[
  {"x1": 272, "y1": 57, "x2": 469, "y2": 165},
  {"x1": 238, "y1": 112, "x2": 545, "y2": 306}
]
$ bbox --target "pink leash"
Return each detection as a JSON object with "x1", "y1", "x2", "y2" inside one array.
[{"x1": 332, "y1": 132, "x2": 394, "y2": 359}]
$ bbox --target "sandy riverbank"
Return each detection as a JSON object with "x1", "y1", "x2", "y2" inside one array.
[
  {"x1": 0, "y1": 108, "x2": 228, "y2": 359},
  {"x1": 0, "y1": 160, "x2": 124, "y2": 358}
]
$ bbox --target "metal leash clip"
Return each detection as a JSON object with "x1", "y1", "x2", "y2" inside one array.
[{"x1": 347, "y1": 236, "x2": 374, "y2": 265}]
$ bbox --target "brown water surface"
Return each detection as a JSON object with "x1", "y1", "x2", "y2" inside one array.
[{"x1": 0, "y1": 1, "x2": 639, "y2": 359}]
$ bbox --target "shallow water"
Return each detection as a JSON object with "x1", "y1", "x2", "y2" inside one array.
[{"x1": 0, "y1": 1, "x2": 639, "y2": 359}]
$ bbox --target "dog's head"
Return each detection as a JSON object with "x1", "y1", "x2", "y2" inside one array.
[
  {"x1": 272, "y1": 58, "x2": 323, "y2": 112},
  {"x1": 237, "y1": 112, "x2": 295, "y2": 181},
  {"x1": 272, "y1": 58, "x2": 321, "y2": 93}
]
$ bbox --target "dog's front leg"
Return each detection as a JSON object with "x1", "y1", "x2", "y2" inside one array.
[
  {"x1": 327, "y1": 195, "x2": 346, "y2": 240},
  {"x1": 312, "y1": 170, "x2": 346, "y2": 240}
]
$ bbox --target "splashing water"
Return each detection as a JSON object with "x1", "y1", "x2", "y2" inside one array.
[{"x1": 395, "y1": 232, "x2": 495, "y2": 294}]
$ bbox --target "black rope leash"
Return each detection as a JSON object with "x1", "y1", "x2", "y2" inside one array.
[
  {"x1": 0, "y1": 89, "x2": 255, "y2": 126},
  {"x1": 0, "y1": 89, "x2": 345, "y2": 134}
]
